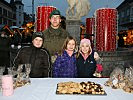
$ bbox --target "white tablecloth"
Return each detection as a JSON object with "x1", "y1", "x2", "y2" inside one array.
[{"x1": 0, "y1": 78, "x2": 133, "y2": 100}]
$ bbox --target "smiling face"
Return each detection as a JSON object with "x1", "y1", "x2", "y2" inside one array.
[
  {"x1": 80, "y1": 43, "x2": 91, "y2": 55},
  {"x1": 50, "y1": 15, "x2": 61, "y2": 29},
  {"x1": 32, "y1": 37, "x2": 43, "y2": 48},
  {"x1": 66, "y1": 39, "x2": 76, "y2": 51}
]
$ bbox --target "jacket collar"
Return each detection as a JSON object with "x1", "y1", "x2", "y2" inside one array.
[
  {"x1": 31, "y1": 44, "x2": 41, "y2": 50},
  {"x1": 63, "y1": 50, "x2": 75, "y2": 58},
  {"x1": 80, "y1": 52, "x2": 89, "y2": 60},
  {"x1": 48, "y1": 26, "x2": 62, "y2": 35}
]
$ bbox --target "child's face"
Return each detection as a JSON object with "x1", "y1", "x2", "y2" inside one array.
[
  {"x1": 67, "y1": 40, "x2": 75, "y2": 51},
  {"x1": 81, "y1": 43, "x2": 90, "y2": 54},
  {"x1": 32, "y1": 37, "x2": 43, "y2": 48}
]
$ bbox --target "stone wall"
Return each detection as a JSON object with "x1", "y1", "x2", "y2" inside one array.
[{"x1": 98, "y1": 48, "x2": 133, "y2": 77}]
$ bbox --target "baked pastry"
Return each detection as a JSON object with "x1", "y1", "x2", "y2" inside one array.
[{"x1": 56, "y1": 81, "x2": 106, "y2": 95}]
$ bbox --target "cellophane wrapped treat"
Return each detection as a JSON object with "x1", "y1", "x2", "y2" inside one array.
[
  {"x1": 13, "y1": 64, "x2": 31, "y2": 89},
  {"x1": 104, "y1": 65, "x2": 133, "y2": 93}
]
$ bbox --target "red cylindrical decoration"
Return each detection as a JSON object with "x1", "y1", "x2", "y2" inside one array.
[
  {"x1": 95, "y1": 8, "x2": 117, "y2": 51},
  {"x1": 86, "y1": 18, "x2": 95, "y2": 35},
  {"x1": 36, "y1": 6, "x2": 56, "y2": 32},
  {"x1": 86, "y1": 18, "x2": 95, "y2": 48}
]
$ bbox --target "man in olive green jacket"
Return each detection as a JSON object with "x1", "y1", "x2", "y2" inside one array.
[{"x1": 43, "y1": 10, "x2": 69, "y2": 56}]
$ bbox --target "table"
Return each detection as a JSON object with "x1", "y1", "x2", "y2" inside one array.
[{"x1": 0, "y1": 78, "x2": 133, "y2": 100}]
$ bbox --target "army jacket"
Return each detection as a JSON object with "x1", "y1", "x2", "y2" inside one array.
[{"x1": 43, "y1": 26, "x2": 69, "y2": 55}]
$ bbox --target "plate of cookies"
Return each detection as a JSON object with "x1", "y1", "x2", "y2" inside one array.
[{"x1": 56, "y1": 81, "x2": 107, "y2": 95}]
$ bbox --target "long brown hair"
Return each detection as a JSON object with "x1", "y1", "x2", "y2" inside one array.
[{"x1": 61, "y1": 36, "x2": 77, "y2": 55}]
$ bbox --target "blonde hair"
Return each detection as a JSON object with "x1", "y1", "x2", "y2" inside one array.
[{"x1": 76, "y1": 40, "x2": 92, "y2": 58}]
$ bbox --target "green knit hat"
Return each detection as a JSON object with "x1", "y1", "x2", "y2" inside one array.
[{"x1": 49, "y1": 10, "x2": 61, "y2": 18}]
